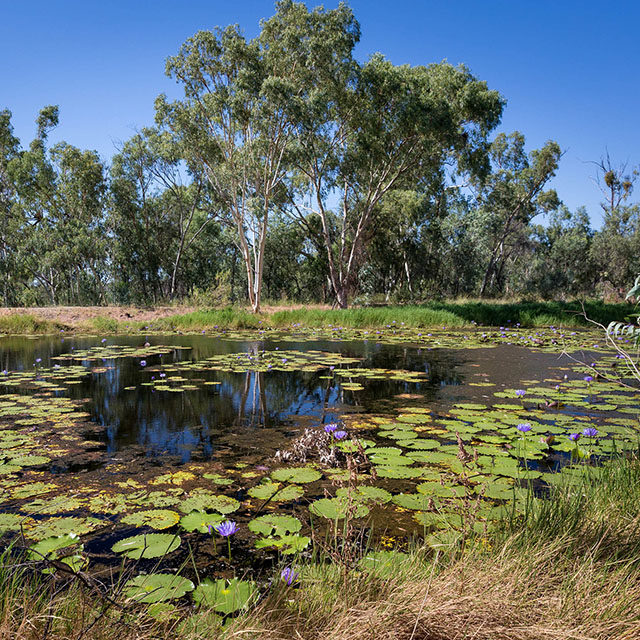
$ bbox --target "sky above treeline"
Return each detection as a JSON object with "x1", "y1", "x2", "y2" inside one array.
[{"x1": 1, "y1": 0, "x2": 637, "y2": 228}]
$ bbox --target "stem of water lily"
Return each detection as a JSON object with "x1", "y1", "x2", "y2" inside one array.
[{"x1": 227, "y1": 537, "x2": 232, "y2": 563}]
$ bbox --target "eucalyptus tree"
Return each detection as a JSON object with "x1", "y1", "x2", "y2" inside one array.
[
  {"x1": 0, "y1": 109, "x2": 21, "y2": 305},
  {"x1": 520, "y1": 206, "x2": 594, "y2": 298},
  {"x1": 2, "y1": 106, "x2": 59, "y2": 303},
  {"x1": 285, "y1": 54, "x2": 504, "y2": 307},
  {"x1": 46, "y1": 142, "x2": 108, "y2": 303},
  {"x1": 110, "y1": 128, "x2": 214, "y2": 301},
  {"x1": 156, "y1": 1, "x2": 360, "y2": 312},
  {"x1": 472, "y1": 132, "x2": 561, "y2": 297},
  {"x1": 591, "y1": 203, "x2": 640, "y2": 292},
  {"x1": 1, "y1": 106, "x2": 108, "y2": 305}
]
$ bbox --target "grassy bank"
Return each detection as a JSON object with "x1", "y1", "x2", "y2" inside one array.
[
  {"x1": 91, "y1": 300, "x2": 634, "y2": 333},
  {"x1": 2, "y1": 454, "x2": 640, "y2": 639},
  {"x1": 0, "y1": 313, "x2": 66, "y2": 335},
  {"x1": 0, "y1": 299, "x2": 631, "y2": 335}
]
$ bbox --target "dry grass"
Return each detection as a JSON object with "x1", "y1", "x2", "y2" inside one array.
[
  {"x1": 226, "y1": 539, "x2": 640, "y2": 640},
  {"x1": 3, "y1": 534, "x2": 640, "y2": 640}
]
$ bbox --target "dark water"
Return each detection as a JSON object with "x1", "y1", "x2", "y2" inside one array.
[{"x1": 0, "y1": 334, "x2": 475, "y2": 466}]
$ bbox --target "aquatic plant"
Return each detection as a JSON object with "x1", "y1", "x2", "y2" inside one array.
[
  {"x1": 124, "y1": 574, "x2": 194, "y2": 603},
  {"x1": 281, "y1": 566, "x2": 298, "y2": 586},
  {"x1": 192, "y1": 578, "x2": 256, "y2": 614},
  {"x1": 111, "y1": 533, "x2": 180, "y2": 559},
  {"x1": 214, "y1": 520, "x2": 238, "y2": 561}
]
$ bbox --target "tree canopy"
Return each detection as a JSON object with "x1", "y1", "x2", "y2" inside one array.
[{"x1": 0, "y1": 1, "x2": 636, "y2": 307}]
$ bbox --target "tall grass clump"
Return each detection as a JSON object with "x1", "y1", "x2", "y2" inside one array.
[
  {"x1": 87, "y1": 315, "x2": 123, "y2": 333},
  {"x1": 269, "y1": 306, "x2": 469, "y2": 329},
  {"x1": 157, "y1": 308, "x2": 263, "y2": 330},
  {"x1": 0, "y1": 313, "x2": 63, "y2": 335}
]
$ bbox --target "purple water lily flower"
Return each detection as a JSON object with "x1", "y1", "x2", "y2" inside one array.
[
  {"x1": 215, "y1": 520, "x2": 238, "y2": 537},
  {"x1": 35, "y1": 358, "x2": 42, "y2": 364},
  {"x1": 584, "y1": 375, "x2": 593, "y2": 383},
  {"x1": 324, "y1": 423, "x2": 338, "y2": 434},
  {"x1": 334, "y1": 430, "x2": 348, "y2": 440},
  {"x1": 515, "y1": 389, "x2": 526, "y2": 398},
  {"x1": 101, "y1": 338, "x2": 107, "y2": 344},
  {"x1": 582, "y1": 427, "x2": 598, "y2": 438},
  {"x1": 139, "y1": 360, "x2": 147, "y2": 367},
  {"x1": 281, "y1": 567, "x2": 298, "y2": 586},
  {"x1": 569, "y1": 433, "x2": 581, "y2": 442},
  {"x1": 516, "y1": 423, "x2": 532, "y2": 433}
]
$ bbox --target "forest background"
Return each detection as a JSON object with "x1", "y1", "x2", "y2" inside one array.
[{"x1": 1, "y1": 1, "x2": 638, "y2": 313}]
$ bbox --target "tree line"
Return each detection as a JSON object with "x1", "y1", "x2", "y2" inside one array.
[{"x1": 1, "y1": 1, "x2": 637, "y2": 310}]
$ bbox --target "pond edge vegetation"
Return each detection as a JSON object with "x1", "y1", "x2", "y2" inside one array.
[
  {"x1": 1, "y1": 452, "x2": 639, "y2": 639},
  {"x1": 0, "y1": 300, "x2": 636, "y2": 335}
]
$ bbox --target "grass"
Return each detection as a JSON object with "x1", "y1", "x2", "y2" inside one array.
[
  {"x1": 0, "y1": 313, "x2": 65, "y2": 335},
  {"x1": 0, "y1": 300, "x2": 634, "y2": 335},
  {"x1": 2, "y1": 455, "x2": 640, "y2": 639}
]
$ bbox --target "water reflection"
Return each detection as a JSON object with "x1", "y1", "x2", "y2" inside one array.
[{"x1": 0, "y1": 333, "x2": 464, "y2": 462}]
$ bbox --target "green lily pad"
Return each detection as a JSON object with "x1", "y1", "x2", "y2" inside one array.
[
  {"x1": 0, "y1": 513, "x2": 32, "y2": 532},
  {"x1": 360, "y1": 550, "x2": 408, "y2": 577},
  {"x1": 179, "y1": 494, "x2": 240, "y2": 515},
  {"x1": 121, "y1": 510, "x2": 180, "y2": 530},
  {"x1": 124, "y1": 574, "x2": 194, "y2": 603},
  {"x1": 247, "y1": 514, "x2": 302, "y2": 537},
  {"x1": 309, "y1": 497, "x2": 370, "y2": 520},
  {"x1": 392, "y1": 493, "x2": 432, "y2": 510},
  {"x1": 254, "y1": 533, "x2": 310, "y2": 554},
  {"x1": 335, "y1": 486, "x2": 392, "y2": 504},
  {"x1": 179, "y1": 511, "x2": 224, "y2": 533},
  {"x1": 29, "y1": 517, "x2": 103, "y2": 540},
  {"x1": 248, "y1": 482, "x2": 304, "y2": 501},
  {"x1": 112, "y1": 533, "x2": 181, "y2": 559},
  {"x1": 192, "y1": 578, "x2": 256, "y2": 614},
  {"x1": 21, "y1": 496, "x2": 85, "y2": 514},
  {"x1": 29, "y1": 533, "x2": 81, "y2": 560},
  {"x1": 270, "y1": 467, "x2": 322, "y2": 484}
]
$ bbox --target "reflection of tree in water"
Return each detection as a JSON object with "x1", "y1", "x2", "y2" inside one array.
[{"x1": 3, "y1": 334, "x2": 467, "y2": 463}]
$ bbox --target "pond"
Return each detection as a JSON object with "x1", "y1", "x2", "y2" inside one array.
[{"x1": 0, "y1": 326, "x2": 637, "y2": 607}]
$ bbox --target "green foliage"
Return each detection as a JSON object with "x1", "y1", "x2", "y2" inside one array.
[
  {"x1": 0, "y1": 4, "x2": 634, "y2": 308},
  {"x1": 121, "y1": 509, "x2": 180, "y2": 530},
  {"x1": 124, "y1": 574, "x2": 194, "y2": 603},
  {"x1": 0, "y1": 314, "x2": 64, "y2": 335},
  {"x1": 247, "y1": 514, "x2": 302, "y2": 537},
  {"x1": 111, "y1": 533, "x2": 181, "y2": 559},
  {"x1": 270, "y1": 467, "x2": 322, "y2": 484},
  {"x1": 192, "y1": 578, "x2": 256, "y2": 614}
]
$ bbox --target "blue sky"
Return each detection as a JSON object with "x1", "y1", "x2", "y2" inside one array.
[{"x1": 1, "y1": 0, "x2": 637, "y2": 227}]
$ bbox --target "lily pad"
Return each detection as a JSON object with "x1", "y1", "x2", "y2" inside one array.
[
  {"x1": 247, "y1": 514, "x2": 302, "y2": 537},
  {"x1": 179, "y1": 494, "x2": 240, "y2": 515},
  {"x1": 121, "y1": 510, "x2": 180, "y2": 530},
  {"x1": 179, "y1": 511, "x2": 224, "y2": 533},
  {"x1": 112, "y1": 533, "x2": 181, "y2": 559},
  {"x1": 309, "y1": 497, "x2": 370, "y2": 520},
  {"x1": 248, "y1": 482, "x2": 304, "y2": 502},
  {"x1": 124, "y1": 574, "x2": 194, "y2": 603},
  {"x1": 270, "y1": 467, "x2": 322, "y2": 484},
  {"x1": 192, "y1": 578, "x2": 256, "y2": 614}
]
